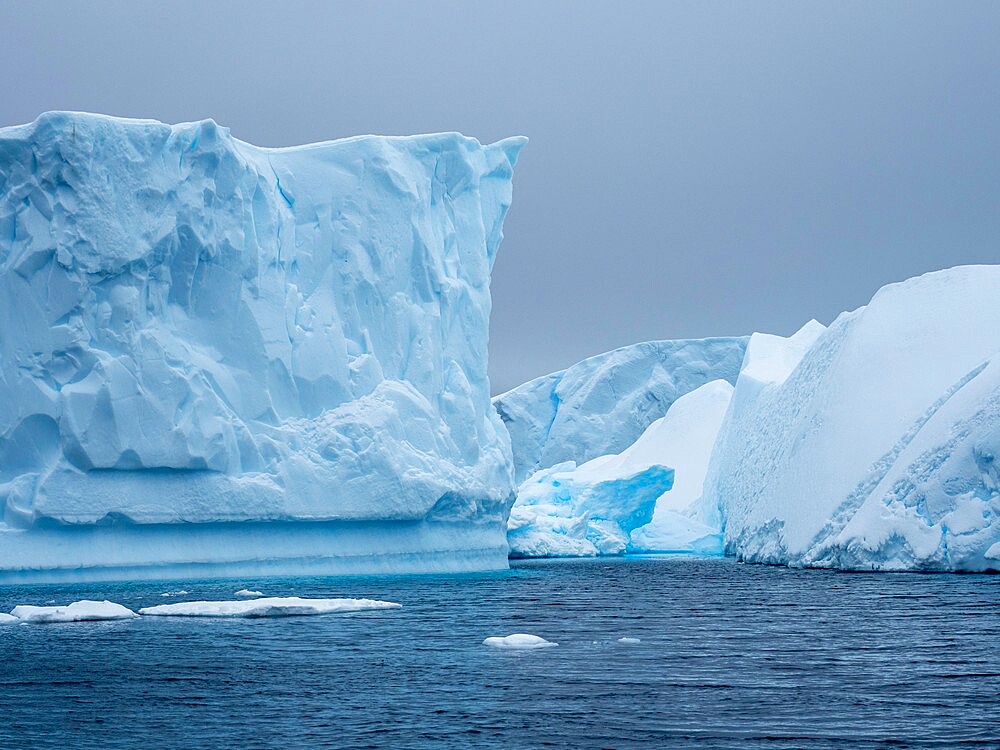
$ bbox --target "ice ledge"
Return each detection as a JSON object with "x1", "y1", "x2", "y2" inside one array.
[{"x1": 0, "y1": 519, "x2": 509, "y2": 584}]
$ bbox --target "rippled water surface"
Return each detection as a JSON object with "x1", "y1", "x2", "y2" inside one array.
[{"x1": 2, "y1": 557, "x2": 998, "y2": 748}]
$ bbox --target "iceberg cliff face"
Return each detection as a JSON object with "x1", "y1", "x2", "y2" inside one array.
[
  {"x1": 711, "y1": 267, "x2": 1000, "y2": 571},
  {"x1": 0, "y1": 112, "x2": 523, "y2": 581},
  {"x1": 493, "y1": 337, "x2": 747, "y2": 484}
]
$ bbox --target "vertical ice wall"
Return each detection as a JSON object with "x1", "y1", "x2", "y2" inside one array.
[
  {"x1": 710, "y1": 267, "x2": 1000, "y2": 571},
  {"x1": 0, "y1": 112, "x2": 524, "y2": 581}
]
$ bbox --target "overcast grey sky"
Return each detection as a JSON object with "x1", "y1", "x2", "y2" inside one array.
[{"x1": 3, "y1": 1, "x2": 999, "y2": 392}]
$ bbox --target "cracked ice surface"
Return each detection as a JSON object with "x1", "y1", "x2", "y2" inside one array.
[
  {"x1": 710, "y1": 266, "x2": 1000, "y2": 571},
  {"x1": 0, "y1": 112, "x2": 524, "y2": 580}
]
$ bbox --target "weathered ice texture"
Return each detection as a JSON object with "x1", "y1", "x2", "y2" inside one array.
[
  {"x1": 711, "y1": 267, "x2": 1000, "y2": 571},
  {"x1": 0, "y1": 112, "x2": 524, "y2": 581},
  {"x1": 493, "y1": 337, "x2": 748, "y2": 484}
]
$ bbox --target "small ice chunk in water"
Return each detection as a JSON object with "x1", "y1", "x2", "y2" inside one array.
[
  {"x1": 483, "y1": 634, "x2": 558, "y2": 650},
  {"x1": 139, "y1": 597, "x2": 400, "y2": 618},
  {"x1": 618, "y1": 637, "x2": 641, "y2": 644},
  {"x1": 0, "y1": 613, "x2": 19, "y2": 624},
  {"x1": 11, "y1": 600, "x2": 138, "y2": 623},
  {"x1": 160, "y1": 590, "x2": 189, "y2": 597},
  {"x1": 235, "y1": 589, "x2": 264, "y2": 598}
]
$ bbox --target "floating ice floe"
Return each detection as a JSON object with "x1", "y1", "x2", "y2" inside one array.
[
  {"x1": 139, "y1": 596, "x2": 401, "y2": 618},
  {"x1": 482, "y1": 633, "x2": 557, "y2": 650},
  {"x1": 10, "y1": 600, "x2": 138, "y2": 623},
  {"x1": 235, "y1": 589, "x2": 264, "y2": 598},
  {"x1": 617, "y1": 637, "x2": 641, "y2": 644},
  {"x1": 160, "y1": 590, "x2": 189, "y2": 597},
  {"x1": 0, "y1": 613, "x2": 19, "y2": 624}
]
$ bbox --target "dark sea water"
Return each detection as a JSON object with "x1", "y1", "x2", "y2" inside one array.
[{"x1": 1, "y1": 557, "x2": 998, "y2": 749}]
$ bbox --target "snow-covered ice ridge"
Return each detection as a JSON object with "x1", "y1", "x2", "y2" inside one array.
[
  {"x1": 0, "y1": 112, "x2": 524, "y2": 582},
  {"x1": 712, "y1": 266, "x2": 1000, "y2": 572},
  {"x1": 493, "y1": 337, "x2": 747, "y2": 484}
]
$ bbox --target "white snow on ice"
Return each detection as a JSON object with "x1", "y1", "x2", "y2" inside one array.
[
  {"x1": 139, "y1": 596, "x2": 401, "y2": 618},
  {"x1": 10, "y1": 600, "x2": 138, "y2": 623},
  {"x1": 482, "y1": 634, "x2": 557, "y2": 650},
  {"x1": 711, "y1": 266, "x2": 1000, "y2": 571}
]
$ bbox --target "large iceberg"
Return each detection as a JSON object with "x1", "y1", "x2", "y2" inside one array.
[
  {"x1": 711, "y1": 266, "x2": 1000, "y2": 571},
  {"x1": 493, "y1": 337, "x2": 747, "y2": 483},
  {"x1": 0, "y1": 112, "x2": 524, "y2": 582}
]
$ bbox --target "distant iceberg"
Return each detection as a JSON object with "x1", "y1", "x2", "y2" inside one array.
[
  {"x1": 0, "y1": 112, "x2": 524, "y2": 582},
  {"x1": 711, "y1": 266, "x2": 1000, "y2": 572},
  {"x1": 494, "y1": 337, "x2": 747, "y2": 484},
  {"x1": 499, "y1": 323, "x2": 835, "y2": 560}
]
